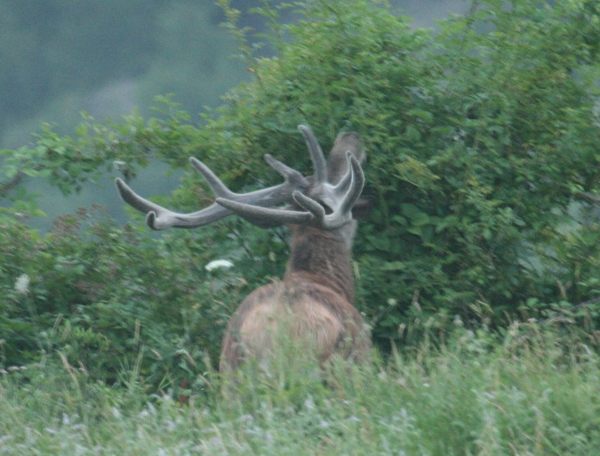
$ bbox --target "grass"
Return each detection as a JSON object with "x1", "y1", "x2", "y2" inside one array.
[{"x1": 1, "y1": 320, "x2": 600, "y2": 455}]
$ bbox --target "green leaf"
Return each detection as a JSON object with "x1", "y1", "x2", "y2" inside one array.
[
  {"x1": 405, "y1": 125, "x2": 422, "y2": 142},
  {"x1": 380, "y1": 261, "x2": 405, "y2": 271},
  {"x1": 408, "y1": 108, "x2": 434, "y2": 124}
]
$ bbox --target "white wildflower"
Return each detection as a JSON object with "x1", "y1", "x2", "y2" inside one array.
[
  {"x1": 146, "y1": 401, "x2": 157, "y2": 417},
  {"x1": 163, "y1": 419, "x2": 177, "y2": 432},
  {"x1": 15, "y1": 274, "x2": 30, "y2": 295},
  {"x1": 0, "y1": 435, "x2": 12, "y2": 445},
  {"x1": 304, "y1": 396, "x2": 315, "y2": 411},
  {"x1": 209, "y1": 437, "x2": 223, "y2": 447},
  {"x1": 238, "y1": 414, "x2": 254, "y2": 424},
  {"x1": 205, "y1": 259, "x2": 234, "y2": 271}
]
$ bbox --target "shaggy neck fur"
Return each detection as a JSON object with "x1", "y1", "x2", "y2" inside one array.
[{"x1": 285, "y1": 224, "x2": 355, "y2": 303}]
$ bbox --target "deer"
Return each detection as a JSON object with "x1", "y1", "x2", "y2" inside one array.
[{"x1": 115, "y1": 125, "x2": 372, "y2": 373}]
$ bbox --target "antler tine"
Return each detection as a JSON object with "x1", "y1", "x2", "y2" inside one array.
[
  {"x1": 190, "y1": 155, "x2": 308, "y2": 202},
  {"x1": 216, "y1": 152, "x2": 365, "y2": 231},
  {"x1": 117, "y1": 127, "x2": 364, "y2": 232},
  {"x1": 116, "y1": 153, "x2": 310, "y2": 230},
  {"x1": 298, "y1": 125, "x2": 327, "y2": 185},
  {"x1": 115, "y1": 178, "x2": 234, "y2": 230},
  {"x1": 331, "y1": 151, "x2": 355, "y2": 199},
  {"x1": 264, "y1": 154, "x2": 309, "y2": 195},
  {"x1": 115, "y1": 177, "x2": 163, "y2": 215},
  {"x1": 294, "y1": 153, "x2": 363, "y2": 229},
  {"x1": 189, "y1": 157, "x2": 236, "y2": 199},
  {"x1": 216, "y1": 197, "x2": 317, "y2": 227},
  {"x1": 339, "y1": 153, "x2": 365, "y2": 215}
]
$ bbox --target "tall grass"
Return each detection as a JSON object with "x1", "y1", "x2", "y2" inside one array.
[{"x1": 1, "y1": 321, "x2": 599, "y2": 455}]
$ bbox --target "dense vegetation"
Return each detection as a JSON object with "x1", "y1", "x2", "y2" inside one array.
[
  {"x1": 3, "y1": 322, "x2": 600, "y2": 454},
  {"x1": 2, "y1": 0, "x2": 600, "y2": 452}
]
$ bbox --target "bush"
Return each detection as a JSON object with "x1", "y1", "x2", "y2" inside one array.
[{"x1": 2, "y1": 0, "x2": 600, "y2": 384}]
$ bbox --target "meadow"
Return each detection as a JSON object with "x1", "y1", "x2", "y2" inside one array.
[{"x1": 2, "y1": 318, "x2": 599, "y2": 455}]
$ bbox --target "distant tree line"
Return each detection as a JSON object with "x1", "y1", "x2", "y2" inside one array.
[{"x1": 0, "y1": 0, "x2": 283, "y2": 147}]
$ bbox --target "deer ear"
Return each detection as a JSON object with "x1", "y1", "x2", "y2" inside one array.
[{"x1": 352, "y1": 196, "x2": 375, "y2": 221}]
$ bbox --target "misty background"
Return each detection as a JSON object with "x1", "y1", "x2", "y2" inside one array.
[{"x1": 1, "y1": 0, "x2": 468, "y2": 229}]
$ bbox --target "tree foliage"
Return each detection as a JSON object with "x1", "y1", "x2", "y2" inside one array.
[{"x1": 2, "y1": 0, "x2": 600, "y2": 387}]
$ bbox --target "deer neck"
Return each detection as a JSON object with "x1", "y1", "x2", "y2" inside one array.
[{"x1": 285, "y1": 224, "x2": 356, "y2": 303}]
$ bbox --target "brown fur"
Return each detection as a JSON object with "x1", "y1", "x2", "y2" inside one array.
[
  {"x1": 219, "y1": 132, "x2": 372, "y2": 373},
  {"x1": 116, "y1": 126, "x2": 372, "y2": 374}
]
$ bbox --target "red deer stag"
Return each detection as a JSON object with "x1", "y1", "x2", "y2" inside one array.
[{"x1": 115, "y1": 125, "x2": 371, "y2": 372}]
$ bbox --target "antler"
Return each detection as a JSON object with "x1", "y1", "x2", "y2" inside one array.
[
  {"x1": 115, "y1": 153, "x2": 309, "y2": 230},
  {"x1": 215, "y1": 126, "x2": 365, "y2": 230}
]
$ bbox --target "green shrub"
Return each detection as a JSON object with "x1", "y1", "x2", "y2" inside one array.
[
  {"x1": 2, "y1": 0, "x2": 600, "y2": 383},
  {"x1": 0, "y1": 206, "x2": 274, "y2": 386}
]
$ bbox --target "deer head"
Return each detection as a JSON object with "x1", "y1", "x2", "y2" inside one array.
[{"x1": 116, "y1": 125, "x2": 372, "y2": 372}]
